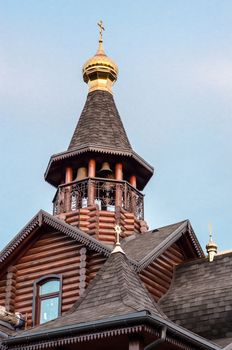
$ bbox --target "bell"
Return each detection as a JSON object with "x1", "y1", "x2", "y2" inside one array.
[
  {"x1": 76, "y1": 167, "x2": 87, "y2": 181},
  {"x1": 99, "y1": 162, "x2": 112, "y2": 176}
]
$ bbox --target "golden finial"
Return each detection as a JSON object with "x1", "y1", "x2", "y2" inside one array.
[
  {"x1": 97, "y1": 20, "x2": 105, "y2": 43},
  {"x1": 111, "y1": 225, "x2": 125, "y2": 254},
  {"x1": 206, "y1": 223, "x2": 218, "y2": 262},
  {"x1": 82, "y1": 21, "x2": 118, "y2": 93}
]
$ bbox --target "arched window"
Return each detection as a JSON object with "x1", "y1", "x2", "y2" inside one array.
[{"x1": 33, "y1": 275, "x2": 62, "y2": 325}]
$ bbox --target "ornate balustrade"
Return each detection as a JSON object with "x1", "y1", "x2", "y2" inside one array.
[{"x1": 53, "y1": 177, "x2": 144, "y2": 220}]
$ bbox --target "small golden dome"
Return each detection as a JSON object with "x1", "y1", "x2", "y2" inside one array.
[
  {"x1": 82, "y1": 21, "x2": 118, "y2": 93},
  {"x1": 206, "y1": 224, "x2": 218, "y2": 262}
]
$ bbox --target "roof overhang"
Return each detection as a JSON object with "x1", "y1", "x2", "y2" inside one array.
[
  {"x1": 3, "y1": 311, "x2": 220, "y2": 350},
  {"x1": 44, "y1": 146, "x2": 154, "y2": 191}
]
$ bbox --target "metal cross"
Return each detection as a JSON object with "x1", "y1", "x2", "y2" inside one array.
[
  {"x1": 97, "y1": 20, "x2": 105, "y2": 41},
  {"x1": 208, "y1": 223, "x2": 213, "y2": 241}
]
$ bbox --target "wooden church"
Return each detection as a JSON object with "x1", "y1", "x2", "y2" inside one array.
[{"x1": 0, "y1": 23, "x2": 231, "y2": 350}]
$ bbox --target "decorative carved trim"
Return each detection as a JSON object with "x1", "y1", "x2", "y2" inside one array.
[{"x1": 0, "y1": 211, "x2": 111, "y2": 266}]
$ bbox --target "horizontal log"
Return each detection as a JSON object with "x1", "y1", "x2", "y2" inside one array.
[
  {"x1": 99, "y1": 211, "x2": 115, "y2": 217},
  {"x1": 0, "y1": 280, "x2": 7, "y2": 288},
  {"x1": 146, "y1": 264, "x2": 172, "y2": 283},
  {"x1": 17, "y1": 264, "x2": 80, "y2": 282},
  {"x1": 16, "y1": 250, "x2": 80, "y2": 271},
  {"x1": 168, "y1": 245, "x2": 184, "y2": 259},
  {"x1": 155, "y1": 256, "x2": 174, "y2": 271},
  {"x1": 32, "y1": 234, "x2": 68, "y2": 248},
  {"x1": 62, "y1": 290, "x2": 79, "y2": 299},
  {"x1": 61, "y1": 304, "x2": 75, "y2": 313},
  {"x1": 140, "y1": 269, "x2": 170, "y2": 289},
  {"x1": 145, "y1": 284, "x2": 162, "y2": 301},
  {"x1": 124, "y1": 218, "x2": 135, "y2": 224},
  {"x1": 15, "y1": 293, "x2": 33, "y2": 303},
  {"x1": 98, "y1": 222, "x2": 115, "y2": 230},
  {"x1": 98, "y1": 216, "x2": 115, "y2": 223},
  {"x1": 164, "y1": 250, "x2": 184, "y2": 264},
  {"x1": 23, "y1": 238, "x2": 77, "y2": 256},
  {"x1": 161, "y1": 253, "x2": 180, "y2": 267},
  {"x1": 62, "y1": 295, "x2": 79, "y2": 306},
  {"x1": 62, "y1": 282, "x2": 79, "y2": 293},
  {"x1": 140, "y1": 274, "x2": 167, "y2": 294},
  {"x1": 17, "y1": 256, "x2": 80, "y2": 277}
]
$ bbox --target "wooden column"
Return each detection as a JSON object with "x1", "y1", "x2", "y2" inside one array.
[
  {"x1": 65, "y1": 167, "x2": 73, "y2": 183},
  {"x1": 88, "y1": 159, "x2": 96, "y2": 177},
  {"x1": 130, "y1": 175, "x2": 137, "y2": 188},
  {"x1": 88, "y1": 160, "x2": 96, "y2": 206},
  {"x1": 115, "y1": 163, "x2": 123, "y2": 208}
]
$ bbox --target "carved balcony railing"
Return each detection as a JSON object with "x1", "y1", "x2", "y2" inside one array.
[{"x1": 53, "y1": 177, "x2": 144, "y2": 220}]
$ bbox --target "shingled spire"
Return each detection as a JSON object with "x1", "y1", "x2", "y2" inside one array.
[
  {"x1": 44, "y1": 23, "x2": 154, "y2": 245},
  {"x1": 68, "y1": 90, "x2": 132, "y2": 153}
]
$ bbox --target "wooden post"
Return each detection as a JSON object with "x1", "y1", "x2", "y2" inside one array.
[
  {"x1": 115, "y1": 163, "x2": 123, "y2": 180},
  {"x1": 115, "y1": 163, "x2": 123, "y2": 208},
  {"x1": 130, "y1": 175, "x2": 137, "y2": 188},
  {"x1": 88, "y1": 160, "x2": 96, "y2": 206},
  {"x1": 88, "y1": 159, "x2": 96, "y2": 178},
  {"x1": 65, "y1": 167, "x2": 73, "y2": 183}
]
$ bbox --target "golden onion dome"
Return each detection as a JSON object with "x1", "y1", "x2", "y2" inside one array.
[{"x1": 82, "y1": 21, "x2": 118, "y2": 94}]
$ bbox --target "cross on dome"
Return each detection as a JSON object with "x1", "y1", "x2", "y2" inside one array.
[{"x1": 97, "y1": 20, "x2": 105, "y2": 42}]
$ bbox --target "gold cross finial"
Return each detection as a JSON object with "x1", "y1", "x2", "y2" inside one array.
[
  {"x1": 97, "y1": 20, "x2": 105, "y2": 42},
  {"x1": 115, "y1": 225, "x2": 121, "y2": 244},
  {"x1": 111, "y1": 225, "x2": 125, "y2": 255}
]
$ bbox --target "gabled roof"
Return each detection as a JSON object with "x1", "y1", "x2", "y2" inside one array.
[
  {"x1": 123, "y1": 220, "x2": 204, "y2": 271},
  {"x1": 18, "y1": 252, "x2": 165, "y2": 336},
  {"x1": 68, "y1": 90, "x2": 132, "y2": 153},
  {"x1": 0, "y1": 210, "x2": 111, "y2": 267},
  {"x1": 0, "y1": 214, "x2": 203, "y2": 274},
  {"x1": 159, "y1": 251, "x2": 232, "y2": 345}
]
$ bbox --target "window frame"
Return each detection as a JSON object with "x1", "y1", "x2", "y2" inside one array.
[{"x1": 32, "y1": 274, "x2": 62, "y2": 325}]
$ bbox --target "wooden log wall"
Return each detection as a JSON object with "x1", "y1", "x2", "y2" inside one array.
[
  {"x1": 0, "y1": 273, "x2": 7, "y2": 308},
  {"x1": 139, "y1": 242, "x2": 185, "y2": 302},
  {"x1": 57, "y1": 206, "x2": 147, "y2": 245},
  {"x1": 0, "y1": 231, "x2": 85, "y2": 328},
  {"x1": 86, "y1": 251, "x2": 106, "y2": 285}
]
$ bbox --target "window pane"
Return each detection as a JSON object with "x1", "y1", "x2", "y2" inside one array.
[
  {"x1": 40, "y1": 280, "x2": 60, "y2": 295},
  {"x1": 40, "y1": 297, "x2": 59, "y2": 324}
]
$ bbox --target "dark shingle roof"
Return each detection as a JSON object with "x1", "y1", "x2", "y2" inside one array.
[
  {"x1": 122, "y1": 220, "x2": 204, "y2": 270},
  {"x1": 68, "y1": 90, "x2": 132, "y2": 153},
  {"x1": 159, "y1": 252, "x2": 232, "y2": 342},
  {"x1": 123, "y1": 221, "x2": 187, "y2": 262},
  {"x1": 19, "y1": 252, "x2": 165, "y2": 336}
]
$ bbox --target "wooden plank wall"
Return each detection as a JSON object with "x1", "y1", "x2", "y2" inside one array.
[
  {"x1": 0, "y1": 231, "x2": 84, "y2": 328},
  {"x1": 139, "y1": 242, "x2": 185, "y2": 301}
]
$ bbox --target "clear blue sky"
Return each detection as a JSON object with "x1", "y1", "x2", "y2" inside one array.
[{"x1": 1, "y1": 0, "x2": 232, "y2": 252}]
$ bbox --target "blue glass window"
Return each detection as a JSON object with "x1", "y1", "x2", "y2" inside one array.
[
  {"x1": 40, "y1": 280, "x2": 60, "y2": 296},
  {"x1": 34, "y1": 276, "x2": 62, "y2": 325}
]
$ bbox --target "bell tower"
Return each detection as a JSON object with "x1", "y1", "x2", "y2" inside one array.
[{"x1": 44, "y1": 22, "x2": 154, "y2": 245}]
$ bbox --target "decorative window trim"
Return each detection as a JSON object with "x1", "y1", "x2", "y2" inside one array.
[{"x1": 32, "y1": 274, "x2": 62, "y2": 326}]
